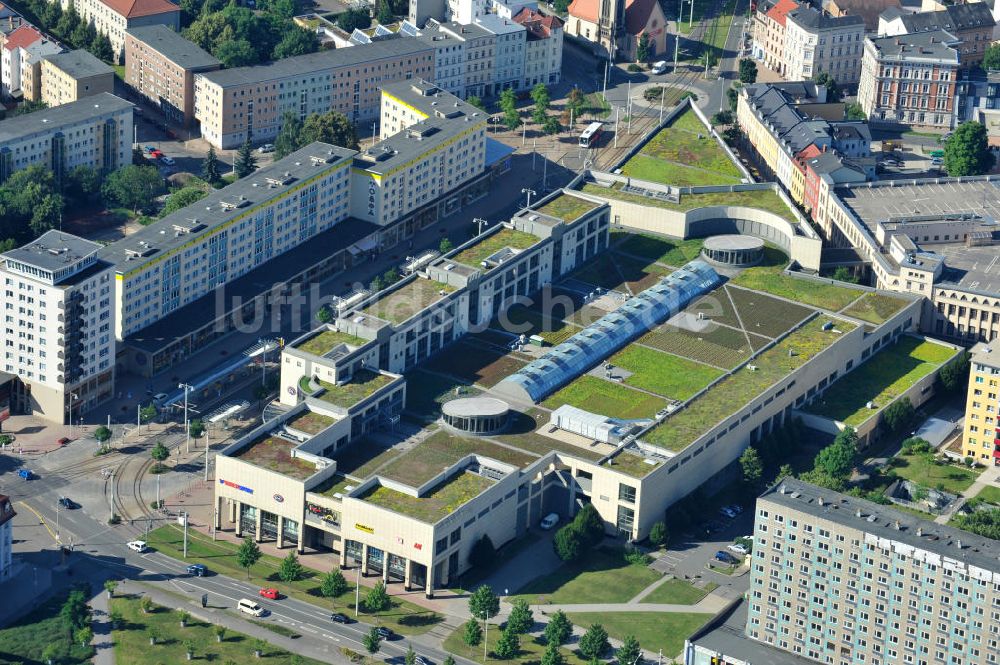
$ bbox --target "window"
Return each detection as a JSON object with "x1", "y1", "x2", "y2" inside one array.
[{"x1": 618, "y1": 484, "x2": 636, "y2": 503}]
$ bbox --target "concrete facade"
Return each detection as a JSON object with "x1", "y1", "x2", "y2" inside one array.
[
  {"x1": 40, "y1": 49, "x2": 114, "y2": 107},
  {"x1": 962, "y1": 341, "x2": 1000, "y2": 464}
]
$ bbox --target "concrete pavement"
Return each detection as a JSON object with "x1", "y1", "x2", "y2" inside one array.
[{"x1": 91, "y1": 584, "x2": 115, "y2": 665}]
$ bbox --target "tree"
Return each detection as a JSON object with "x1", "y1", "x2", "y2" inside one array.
[
  {"x1": 542, "y1": 115, "x2": 561, "y2": 135},
  {"x1": 727, "y1": 83, "x2": 741, "y2": 112},
  {"x1": 845, "y1": 102, "x2": 866, "y2": 121},
  {"x1": 188, "y1": 418, "x2": 205, "y2": 440},
  {"x1": 301, "y1": 111, "x2": 359, "y2": 150},
  {"x1": 150, "y1": 441, "x2": 170, "y2": 470},
  {"x1": 95, "y1": 426, "x2": 112, "y2": 444},
  {"x1": 648, "y1": 521, "x2": 667, "y2": 548},
  {"x1": 740, "y1": 446, "x2": 764, "y2": 487},
  {"x1": 377, "y1": 0, "x2": 393, "y2": 24},
  {"x1": 272, "y1": 27, "x2": 318, "y2": 59},
  {"x1": 553, "y1": 524, "x2": 583, "y2": 561},
  {"x1": 952, "y1": 506, "x2": 1000, "y2": 540},
  {"x1": 215, "y1": 37, "x2": 256, "y2": 67},
  {"x1": 61, "y1": 589, "x2": 89, "y2": 629},
  {"x1": 215, "y1": 625, "x2": 227, "y2": 642},
  {"x1": 101, "y1": 165, "x2": 164, "y2": 213},
  {"x1": 578, "y1": 624, "x2": 609, "y2": 660},
  {"x1": 469, "y1": 534, "x2": 496, "y2": 568},
  {"x1": 493, "y1": 627, "x2": 520, "y2": 660},
  {"x1": 337, "y1": 7, "x2": 371, "y2": 31},
  {"x1": 253, "y1": 638, "x2": 267, "y2": 657},
  {"x1": 469, "y1": 584, "x2": 500, "y2": 621},
  {"x1": 56, "y1": 3, "x2": 81, "y2": 41},
  {"x1": 636, "y1": 33, "x2": 651, "y2": 63},
  {"x1": 320, "y1": 568, "x2": 348, "y2": 598},
  {"x1": 544, "y1": 610, "x2": 572, "y2": 646},
  {"x1": 275, "y1": 112, "x2": 304, "y2": 159},
  {"x1": 236, "y1": 536, "x2": 262, "y2": 579},
  {"x1": 814, "y1": 72, "x2": 841, "y2": 102},
  {"x1": 147, "y1": 627, "x2": 159, "y2": 645},
  {"x1": 711, "y1": 110, "x2": 733, "y2": 126},
  {"x1": 444, "y1": 656, "x2": 456, "y2": 665},
  {"x1": 774, "y1": 463, "x2": 794, "y2": 485},
  {"x1": 541, "y1": 641, "x2": 565, "y2": 665},
  {"x1": 316, "y1": 304, "x2": 334, "y2": 324},
  {"x1": 944, "y1": 121, "x2": 995, "y2": 176},
  {"x1": 882, "y1": 397, "x2": 914, "y2": 434},
  {"x1": 813, "y1": 434, "x2": 856, "y2": 480},
  {"x1": 139, "y1": 403, "x2": 157, "y2": 428},
  {"x1": 133, "y1": 146, "x2": 147, "y2": 165},
  {"x1": 531, "y1": 83, "x2": 550, "y2": 124},
  {"x1": 279, "y1": 550, "x2": 303, "y2": 582},
  {"x1": 71, "y1": 19, "x2": 96, "y2": 52},
  {"x1": 179, "y1": 610, "x2": 190, "y2": 627},
  {"x1": 831, "y1": 266, "x2": 858, "y2": 283},
  {"x1": 984, "y1": 43, "x2": 1000, "y2": 71},
  {"x1": 467, "y1": 95, "x2": 486, "y2": 111},
  {"x1": 67, "y1": 164, "x2": 102, "y2": 200},
  {"x1": 90, "y1": 32, "x2": 114, "y2": 63},
  {"x1": 363, "y1": 627, "x2": 383, "y2": 655},
  {"x1": 553, "y1": 0, "x2": 569, "y2": 11},
  {"x1": 506, "y1": 598, "x2": 533, "y2": 634},
  {"x1": 140, "y1": 596, "x2": 154, "y2": 614},
  {"x1": 162, "y1": 186, "x2": 207, "y2": 216},
  {"x1": 939, "y1": 352, "x2": 969, "y2": 393},
  {"x1": 616, "y1": 634, "x2": 641, "y2": 665},
  {"x1": 565, "y1": 87, "x2": 585, "y2": 124},
  {"x1": 183, "y1": 639, "x2": 196, "y2": 660},
  {"x1": 202, "y1": 145, "x2": 221, "y2": 183},
  {"x1": 500, "y1": 88, "x2": 520, "y2": 130},
  {"x1": 463, "y1": 617, "x2": 483, "y2": 646},
  {"x1": 43, "y1": 643, "x2": 60, "y2": 665},
  {"x1": 405, "y1": 644, "x2": 417, "y2": 665},
  {"x1": 365, "y1": 579, "x2": 390, "y2": 613},
  {"x1": 234, "y1": 140, "x2": 258, "y2": 179},
  {"x1": 439, "y1": 237, "x2": 454, "y2": 253},
  {"x1": 738, "y1": 59, "x2": 758, "y2": 84},
  {"x1": 574, "y1": 504, "x2": 604, "y2": 545},
  {"x1": 30, "y1": 194, "x2": 63, "y2": 236},
  {"x1": 104, "y1": 579, "x2": 118, "y2": 598}
]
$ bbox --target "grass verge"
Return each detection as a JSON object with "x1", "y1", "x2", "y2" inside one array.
[
  {"x1": 565, "y1": 612, "x2": 712, "y2": 660},
  {"x1": 514, "y1": 549, "x2": 661, "y2": 605}
]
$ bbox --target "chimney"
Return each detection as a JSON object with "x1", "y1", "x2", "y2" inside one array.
[
  {"x1": 779, "y1": 484, "x2": 787, "y2": 495},
  {"x1": 917, "y1": 527, "x2": 923, "y2": 536},
  {"x1": 818, "y1": 497, "x2": 825, "y2": 506},
  {"x1": 956, "y1": 539, "x2": 963, "y2": 549},
  {"x1": 856, "y1": 509, "x2": 862, "y2": 518}
]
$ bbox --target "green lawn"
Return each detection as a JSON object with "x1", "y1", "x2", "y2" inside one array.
[
  {"x1": 621, "y1": 154, "x2": 741, "y2": 187},
  {"x1": 403, "y1": 369, "x2": 480, "y2": 419},
  {"x1": 361, "y1": 279, "x2": 455, "y2": 324},
  {"x1": 452, "y1": 228, "x2": 539, "y2": 267},
  {"x1": 582, "y1": 184, "x2": 799, "y2": 224},
  {"x1": 294, "y1": 329, "x2": 367, "y2": 355},
  {"x1": 611, "y1": 345, "x2": 723, "y2": 400},
  {"x1": 0, "y1": 589, "x2": 94, "y2": 664},
  {"x1": 514, "y1": 549, "x2": 662, "y2": 605},
  {"x1": 377, "y1": 429, "x2": 537, "y2": 486},
  {"x1": 731, "y1": 267, "x2": 863, "y2": 311},
  {"x1": 614, "y1": 233, "x2": 705, "y2": 267},
  {"x1": 840, "y1": 293, "x2": 911, "y2": 325},
  {"x1": 143, "y1": 526, "x2": 443, "y2": 635},
  {"x1": 111, "y1": 596, "x2": 327, "y2": 665},
  {"x1": 804, "y1": 337, "x2": 957, "y2": 426},
  {"x1": 315, "y1": 370, "x2": 396, "y2": 408},
  {"x1": 890, "y1": 452, "x2": 981, "y2": 495},
  {"x1": 360, "y1": 472, "x2": 495, "y2": 522},
  {"x1": 443, "y1": 624, "x2": 590, "y2": 665},
  {"x1": 535, "y1": 194, "x2": 600, "y2": 222},
  {"x1": 565, "y1": 612, "x2": 712, "y2": 659},
  {"x1": 972, "y1": 485, "x2": 1000, "y2": 505},
  {"x1": 542, "y1": 375, "x2": 665, "y2": 419},
  {"x1": 639, "y1": 579, "x2": 714, "y2": 605}
]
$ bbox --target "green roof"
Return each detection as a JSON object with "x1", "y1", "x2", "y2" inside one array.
[
  {"x1": 644, "y1": 317, "x2": 855, "y2": 452},
  {"x1": 315, "y1": 370, "x2": 396, "y2": 408},
  {"x1": 360, "y1": 472, "x2": 494, "y2": 523},
  {"x1": 731, "y1": 267, "x2": 863, "y2": 311},
  {"x1": 285, "y1": 410, "x2": 337, "y2": 435},
  {"x1": 839, "y1": 292, "x2": 911, "y2": 326},
  {"x1": 233, "y1": 435, "x2": 317, "y2": 480},
  {"x1": 310, "y1": 473, "x2": 357, "y2": 498},
  {"x1": 580, "y1": 183, "x2": 799, "y2": 225},
  {"x1": 451, "y1": 228, "x2": 540, "y2": 268},
  {"x1": 294, "y1": 330, "x2": 367, "y2": 355},
  {"x1": 534, "y1": 194, "x2": 601, "y2": 222},
  {"x1": 601, "y1": 451, "x2": 661, "y2": 477},
  {"x1": 361, "y1": 279, "x2": 456, "y2": 324},
  {"x1": 803, "y1": 337, "x2": 957, "y2": 426}
]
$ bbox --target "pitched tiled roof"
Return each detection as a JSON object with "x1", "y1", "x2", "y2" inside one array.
[
  {"x1": 624, "y1": 0, "x2": 660, "y2": 35},
  {"x1": 568, "y1": 0, "x2": 597, "y2": 24},
  {"x1": 765, "y1": 0, "x2": 799, "y2": 27},
  {"x1": 98, "y1": 0, "x2": 179, "y2": 19},
  {"x1": 513, "y1": 6, "x2": 563, "y2": 39},
  {"x1": 3, "y1": 24, "x2": 41, "y2": 50}
]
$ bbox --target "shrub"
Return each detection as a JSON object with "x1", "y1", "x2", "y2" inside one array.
[{"x1": 626, "y1": 63, "x2": 642, "y2": 72}]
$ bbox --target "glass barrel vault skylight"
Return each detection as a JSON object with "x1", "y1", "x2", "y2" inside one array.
[{"x1": 494, "y1": 260, "x2": 722, "y2": 403}]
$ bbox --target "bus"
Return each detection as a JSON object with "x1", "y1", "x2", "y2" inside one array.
[{"x1": 579, "y1": 122, "x2": 604, "y2": 148}]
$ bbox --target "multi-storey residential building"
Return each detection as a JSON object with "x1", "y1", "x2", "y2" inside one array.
[
  {"x1": 0, "y1": 232, "x2": 116, "y2": 422},
  {"x1": 745, "y1": 478, "x2": 1000, "y2": 665},
  {"x1": 477, "y1": 14, "x2": 525, "y2": 92},
  {"x1": 354, "y1": 80, "x2": 487, "y2": 227},
  {"x1": 783, "y1": 6, "x2": 864, "y2": 89},
  {"x1": 0, "y1": 495, "x2": 13, "y2": 582},
  {"x1": 962, "y1": 341, "x2": 1000, "y2": 464},
  {"x1": 40, "y1": 49, "x2": 113, "y2": 107},
  {"x1": 857, "y1": 30, "x2": 960, "y2": 130},
  {"x1": 124, "y1": 25, "x2": 220, "y2": 128},
  {"x1": 514, "y1": 7, "x2": 563, "y2": 88},
  {"x1": 413, "y1": 23, "x2": 466, "y2": 99},
  {"x1": 193, "y1": 38, "x2": 435, "y2": 149},
  {"x1": 1, "y1": 24, "x2": 60, "y2": 100},
  {"x1": 55, "y1": 0, "x2": 180, "y2": 62},
  {"x1": 429, "y1": 20, "x2": 495, "y2": 98},
  {"x1": 0, "y1": 92, "x2": 133, "y2": 184},
  {"x1": 0, "y1": 2, "x2": 26, "y2": 47},
  {"x1": 878, "y1": 2, "x2": 995, "y2": 69},
  {"x1": 752, "y1": 0, "x2": 799, "y2": 70}
]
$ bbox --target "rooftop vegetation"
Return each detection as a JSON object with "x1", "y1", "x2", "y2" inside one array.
[
  {"x1": 285, "y1": 410, "x2": 337, "y2": 435},
  {"x1": 582, "y1": 183, "x2": 798, "y2": 225},
  {"x1": 293, "y1": 329, "x2": 367, "y2": 356},
  {"x1": 315, "y1": 370, "x2": 395, "y2": 409},
  {"x1": 534, "y1": 193, "x2": 600, "y2": 222},
  {"x1": 840, "y1": 292, "x2": 911, "y2": 326},
  {"x1": 361, "y1": 279, "x2": 456, "y2": 324},
  {"x1": 451, "y1": 228, "x2": 539, "y2": 268},
  {"x1": 233, "y1": 435, "x2": 317, "y2": 480},
  {"x1": 360, "y1": 472, "x2": 494, "y2": 523}
]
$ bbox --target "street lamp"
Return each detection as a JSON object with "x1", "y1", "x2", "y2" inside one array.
[
  {"x1": 179, "y1": 383, "x2": 193, "y2": 453},
  {"x1": 521, "y1": 188, "x2": 536, "y2": 208},
  {"x1": 473, "y1": 217, "x2": 489, "y2": 235},
  {"x1": 69, "y1": 392, "x2": 79, "y2": 437}
]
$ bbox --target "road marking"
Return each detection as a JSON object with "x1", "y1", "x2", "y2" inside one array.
[{"x1": 17, "y1": 500, "x2": 60, "y2": 544}]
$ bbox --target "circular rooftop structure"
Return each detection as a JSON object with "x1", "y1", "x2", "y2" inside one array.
[
  {"x1": 701, "y1": 235, "x2": 765, "y2": 268},
  {"x1": 442, "y1": 397, "x2": 510, "y2": 435}
]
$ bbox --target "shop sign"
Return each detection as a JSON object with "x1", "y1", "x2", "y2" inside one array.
[
  {"x1": 355, "y1": 523, "x2": 375, "y2": 534},
  {"x1": 220, "y1": 479, "x2": 254, "y2": 494},
  {"x1": 273, "y1": 494, "x2": 284, "y2": 503},
  {"x1": 413, "y1": 542, "x2": 422, "y2": 550}
]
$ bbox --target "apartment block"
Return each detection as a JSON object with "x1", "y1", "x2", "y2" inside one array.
[
  {"x1": 124, "y1": 25, "x2": 220, "y2": 128},
  {"x1": 355, "y1": 80, "x2": 487, "y2": 227},
  {"x1": 783, "y1": 6, "x2": 864, "y2": 89},
  {"x1": 878, "y1": 3, "x2": 995, "y2": 69},
  {"x1": 428, "y1": 20, "x2": 495, "y2": 98},
  {"x1": 962, "y1": 341, "x2": 1000, "y2": 464},
  {"x1": 1, "y1": 24, "x2": 61, "y2": 100},
  {"x1": 477, "y1": 14, "x2": 525, "y2": 92},
  {"x1": 858, "y1": 31, "x2": 960, "y2": 131},
  {"x1": 514, "y1": 7, "x2": 563, "y2": 88},
  {"x1": 752, "y1": 0, "x2": 799, "y2": 71},
  {"x1": 193, "y1": 37, "x2": 435, "y2": 149},
  {"x1": 0, "y1": 92, "x2": 133, "y2": 184},
  {"x1": 413, "y1": 23, "x2": 467, "y2": 99},
  {"x1": 0, "y1": 232, "x2": 116, "y2": 423},
  {"x1": 0, "y1": 3, "x2": 26, "y2": 47},
  {"x1": 40, "y1": 49, "x2": 114, "y2": 107},
  {"x1": 57, "y1": 0, "x2": 180, "y2": 62},
  {"x1": 747, "y1": 478, "x2": 1000, "y2": 665}
]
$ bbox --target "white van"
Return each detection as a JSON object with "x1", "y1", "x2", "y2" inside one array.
[
  {"x1": 540, "y1": 513, "x2": 560, "y2": 530},
  {"x1": 237, "y1": 599, "x2": 265, "y2": 617},
  {"x1": 651, "y1": 61, "x2": 669, "y2": 75}
]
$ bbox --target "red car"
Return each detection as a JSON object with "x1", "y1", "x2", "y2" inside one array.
[
  {"x1": 57, "y1": 437, "x2": 70, "y2": 446},
  {"x1": 259, "y1": 588, "x2": 279, "y2": 600},
  {"x1": 149, "y1": 149, "x2": 164, "y2": 159}
]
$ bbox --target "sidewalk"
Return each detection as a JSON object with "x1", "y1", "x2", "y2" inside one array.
[
  {"x1": 529, "y1": 593, "x2": 730, "y2": 615},
  {"x1": 90, "y1": 584, "x2": 115, "y2": 665}
]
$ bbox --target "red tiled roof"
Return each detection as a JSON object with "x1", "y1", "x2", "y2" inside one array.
[
  {"x1": 98, "y1": 0, "x2": 179, "y2": 19},
  {"x1": 513, "y1": 7, "x2": 563, "y2": 38},
  {"x1": 3, "y1": 24, "x2": 41, "y2": 51},
  {"x1": 625, "y1": 0, "x2": 659, "y2": 36},
  {"x1": 567, "y1": 0, "x2": 598, "y2": 24},
  {"x1": 765, "y1": 0, "x2": 799, "y2": 27}
]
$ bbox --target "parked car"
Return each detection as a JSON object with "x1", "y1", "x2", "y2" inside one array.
[
  {"x1": 719, "y1": 506, "x2": 738, "y2": 519},
  {"x1": 714, "y1": 550, "x2": 739, "y2": 564},
  {"x1": 143, "y1": 145, "x2": 156, "y2": 154},
  {"x1": 18, "y1": 469, "x2": 34, "y2": 480},
  {"x1": 186, "y1": 564, "x2": 207, "y2": 576},
  {"x1": 127, "y1": 540, "x2": 148, "y2": 553},
  {"x1": 330, "y1": 612, "x2": 352, "y2": 624},
  {"x1": 57, "y1": 437, "x2": 71, "y2": 446},
  {"x1": 259, "y1": 587, "x2": 280, "y2": 600},
  {"x1": 415, "y1": 655, "x2": 431, "y2": 665},
  {"x1": 540, "y1": 513, "x2": 560, "y2": 530},
  {"x1": 727, "y1": 543, "x2": 749, "y2": 555},
  {"x1": 651, "y1": 60, "x2": 669, "y2": 75},
  {"x1": 375, "y1": 626, "x2": 394, "y2": 640},
  {"x1": 149, "y1": 149, "x2": 164, "y2": 159},
  {"x1": 160, "y1": 155, "x2": 175, "y2": 166},
  {"x1": 931, "y1": 157, "x2": 943, "y2": 166},
  {"x1": 153, "y1": 392, "x2": 168, "y2": 404},
  {"x1": 726, "y1": 504, "x2": 743, "y2": 515},
  {"x1": 238, "y1": 599, "x2": 266, "y2": 616},
  {"x1": 257, "y1": 144, "x2": 275, "y2": 154},
  {"x1": 58, "y1": 497, "x2": 79, "y2": 509}
]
